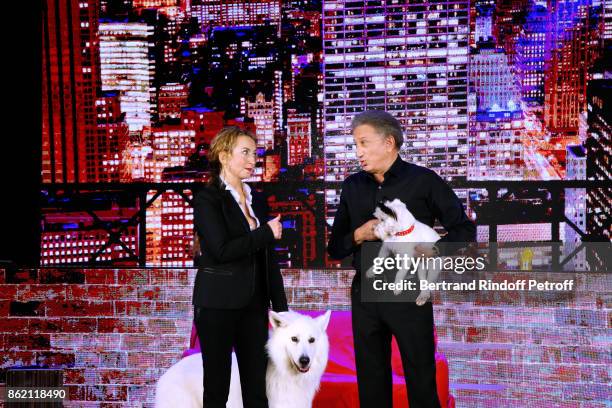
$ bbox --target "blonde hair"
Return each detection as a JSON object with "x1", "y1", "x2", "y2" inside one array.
[{"x1": 207, "y1": 126, "x2": 256, "y2": 186}]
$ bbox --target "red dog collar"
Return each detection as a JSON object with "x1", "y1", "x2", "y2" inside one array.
[{"x1": 395, "y1": 224, "x2": 415, "y2": 236}]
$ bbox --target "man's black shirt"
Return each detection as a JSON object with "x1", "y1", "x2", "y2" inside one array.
[{"x1": 327, "y1": 155, "x2": 476, "y2": 274}]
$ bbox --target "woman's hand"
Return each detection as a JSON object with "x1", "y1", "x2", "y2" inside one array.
[{"x1": 267, "y1": 214, "x2": 283, "y2": 239}]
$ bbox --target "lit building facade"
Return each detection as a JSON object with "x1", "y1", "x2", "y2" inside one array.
[
  {"x1": 469, "y1": 44, "x2": 525, "y2": 180},
  {"x1": 133, "y1": 0, "x2": 178, "y2": 8},
  {"x1": 516, "y1": 2, "x2": 548, "y2": 105},
  {"x1": 544, "y1": 0, "x2": 594, "y2": 142},
  {"x1": 42, "y1": 0, "x2": 100, "y2": 183},
  {"x1": 41, "y1": 206, "x2": 138, "y2": 266},
  {"x1": 287, "y1": 109, "x2": 311, "y2": 166},
  {"x1": 149, "y1": 125, "x2": 196, "y2": 181},
  {"x1": 242, "y1": 92, "x2": 276, "y2": 152},
  {"x1": 323, "y1": 0, "x2": 470, "y2": 183},
  {"x1": 146, "y1": 190, "x2": 195, "y2": 267},
  {"x1": 585, "y1": 79, "x2": 611, "y2": 240},
  {"x1": 564, "y1": 144, "x2": 587, "y2": 242},
  {"x1": 189, "y1": 0, "x2": 281, "y2": 34},
  {"x1": 99, "y1": 22, "x2": 156, "y2": 132},
  {"x1": 158, "y1": 83, "x2": 189, "y2": 121},
  {"x1": 94, "y1": 91, "x2": 130, "y2": 182}
]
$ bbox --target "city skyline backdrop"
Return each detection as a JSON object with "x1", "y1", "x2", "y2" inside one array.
[{"x1": 41, "y1": 0, "x2": 611, "y2": 268}]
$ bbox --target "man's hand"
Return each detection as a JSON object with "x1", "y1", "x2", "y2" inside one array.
[{"x1": 353, "y1": 219, "x2": 380, "y2": 245}]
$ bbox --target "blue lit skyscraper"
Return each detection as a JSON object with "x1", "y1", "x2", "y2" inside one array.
[
  {"x1": 469, "y1": 42, "x2": 525, "y2": 180},
  {"x1": 516, "y1": 2, "x2": 548, "y2": 105}
]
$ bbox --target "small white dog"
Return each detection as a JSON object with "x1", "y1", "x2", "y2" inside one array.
[
  {"x1": 365, "y1": 198, "x2": 441, "y2": 304},
  {"x1": 155, "y1": 310, "x2": 331, "y2": 408}
]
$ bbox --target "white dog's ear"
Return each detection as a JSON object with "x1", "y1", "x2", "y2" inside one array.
[
  {"x1": 316, "y1": 310, "x2": 332, "y2": 332},
  {"x1": 269, "y1": 311, "x2": 288, "y2": 329}
]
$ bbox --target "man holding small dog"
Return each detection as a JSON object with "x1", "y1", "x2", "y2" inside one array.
[{"x1": 327, "y1": 110, "x2": 476, "y2": 408}]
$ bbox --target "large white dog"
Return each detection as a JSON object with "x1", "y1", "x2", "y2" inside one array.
[
  {"x1": 155, "y1": 310, "x2": 331, "y2": 408},
  {"x1": 365, "y1": 198, "x2": 441, "y2": 304}
]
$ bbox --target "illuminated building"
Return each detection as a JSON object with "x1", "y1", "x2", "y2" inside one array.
[
  {"x1": 189, "y1": 0, "x2": 281, "y2": 35},
  {"x1": 40, "y1": 206, "x2": 138, "y2": 266},
  {"x1": 42, "y1": 0, "x2": 100, "y2": 183},
  {"x1": 263, "y1": 152, "x2": 281, "y2": 182},
  {"x1": 469, "y1": 43, "x2": 525, "y2": 180},
  {"x1": 493, "y1": 0, "x2": 529, "y2": 64},
  {"x1": 475, "y1": 3, "x2": 494, "y2": 42},
  {"x1": 544, "y1": 0, "x2": 594, "y2": 143},
  {"x1": 133, "y1": 0, "x2": 178, "y2": 7},
  {"x1": 209, "y1": 25, "x2": 279, "y2": 72},
  {"x1": 146, "y1": 190, "x2": 195, "y2": 267},
  {"x1": 323, "y1": 0, "x2": 470, "y2": 182},
  {"x1": 585, "y1": 78, "x2": 611, "y2": 240},
  {"x1": 287, "y1": 109, "x2": 311, "y2": 166},
  {"x1": 149, "y1": 125, "x2": 196, "y2": 181},
  {"x1": 242, "y1": 92, "x2": 276, "y2": 152},
  {"x1": 94, "y1": 91, "x2": 130, "y2": 182},
  {"x1": 516, "y1": 2, "x2": 548, "y2": 105},
  {"x1": 564, "y1": 144, "x2": 587, "y2": 240},
  {"x1": 159, "y1": 83, "x2": 189, "y2": 121},
  {"x1": 120, "y1": 142, "x2": 153, "y2": 181},
  {"x1": 99, "y1": 22, "x2": 156, "y2": 132}
]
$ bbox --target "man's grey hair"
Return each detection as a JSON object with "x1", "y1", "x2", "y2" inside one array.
[{"x1": 351, "y1": 110, "x2": 404, "y2": 150}]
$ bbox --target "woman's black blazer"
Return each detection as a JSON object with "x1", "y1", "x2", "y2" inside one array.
[{"x1": 191, "y1": 181, "x2": 288, "y2": 311}]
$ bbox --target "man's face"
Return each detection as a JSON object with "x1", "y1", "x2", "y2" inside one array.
[{"x1": 353, "y1": 124, "x2": 395, "y2": 174}]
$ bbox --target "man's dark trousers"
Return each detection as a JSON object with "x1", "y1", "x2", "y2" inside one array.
[{"x1": 351, "y1": 281, "x2": 441, "y2": 408}]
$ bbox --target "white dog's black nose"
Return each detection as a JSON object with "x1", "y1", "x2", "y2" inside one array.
[{"x1": 299, "y1": 356, "x2": 310, "y2": 367}]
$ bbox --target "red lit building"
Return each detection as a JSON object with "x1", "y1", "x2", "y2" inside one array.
[
  {"x1": 132, "y1": 0, "x2": 178, "y2": 8},
  {"x1": 544, "y1": 0, "x2": 596, "y2": 144},
  {"x1": 42, "y1": 0, "x2": 100, "y2": 183},
  {"x1": 159, "y1": 83, "x2": 189, "y2": 121},
  {"x1": 287, "y1": 109, "x2": 311, "y2": 166},
  {"x1": 94, "y1": 92, "x2": 129, "y2": 182},
  {"x1": 263, "y1": 153, "x2": 280, "y2": 182},
  {"x1": 180, "y1": 107, "x2": 257, "y2": 148}
]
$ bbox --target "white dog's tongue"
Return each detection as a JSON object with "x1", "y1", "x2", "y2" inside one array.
[{"x1": 294, "y1": 361, "x2": 310, "y2": 373}]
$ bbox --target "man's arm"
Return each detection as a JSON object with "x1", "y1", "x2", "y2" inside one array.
[
  {"x1": 426, "y1": 170, "x2": 476, "y2": 248},
  {"x1": 327, "y1": 184, "x2": 358, "y2": 260}
]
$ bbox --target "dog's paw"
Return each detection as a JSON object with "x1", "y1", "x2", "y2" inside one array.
[
  {"x1": 416, "y1": 290, "x2": 430, "y2": 306},
  {"x1": 365, "y1": 267, "x2": 376, "y2": 279},
  {"x1": 393, "y1": 281, "x2": 405, "y2": 295}
]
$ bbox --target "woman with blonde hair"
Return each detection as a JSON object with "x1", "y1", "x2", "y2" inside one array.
[{"x1": 191, "y1": 126, "x2": 287, "y2": 408}]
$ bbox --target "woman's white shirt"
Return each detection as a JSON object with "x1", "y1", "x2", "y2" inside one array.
[{"x1": 220, "y1": 175, "x2": 260, "y2": 230}]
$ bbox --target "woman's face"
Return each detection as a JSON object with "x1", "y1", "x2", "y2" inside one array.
[{"x1": 220, "y1": 135, "x2": 257, "y2": 181}]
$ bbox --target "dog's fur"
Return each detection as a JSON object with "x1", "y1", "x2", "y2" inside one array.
[
  {"x1": 155, "y1": 310, "x2": 331, "y2": 408},
  {"x1": 365, "y1": 198, "x2": 441, "y2": 304}
]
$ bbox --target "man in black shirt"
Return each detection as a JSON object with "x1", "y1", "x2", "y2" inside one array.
[{"x1": 327, "y1": 110, "x2": 476, "y2": 408}]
